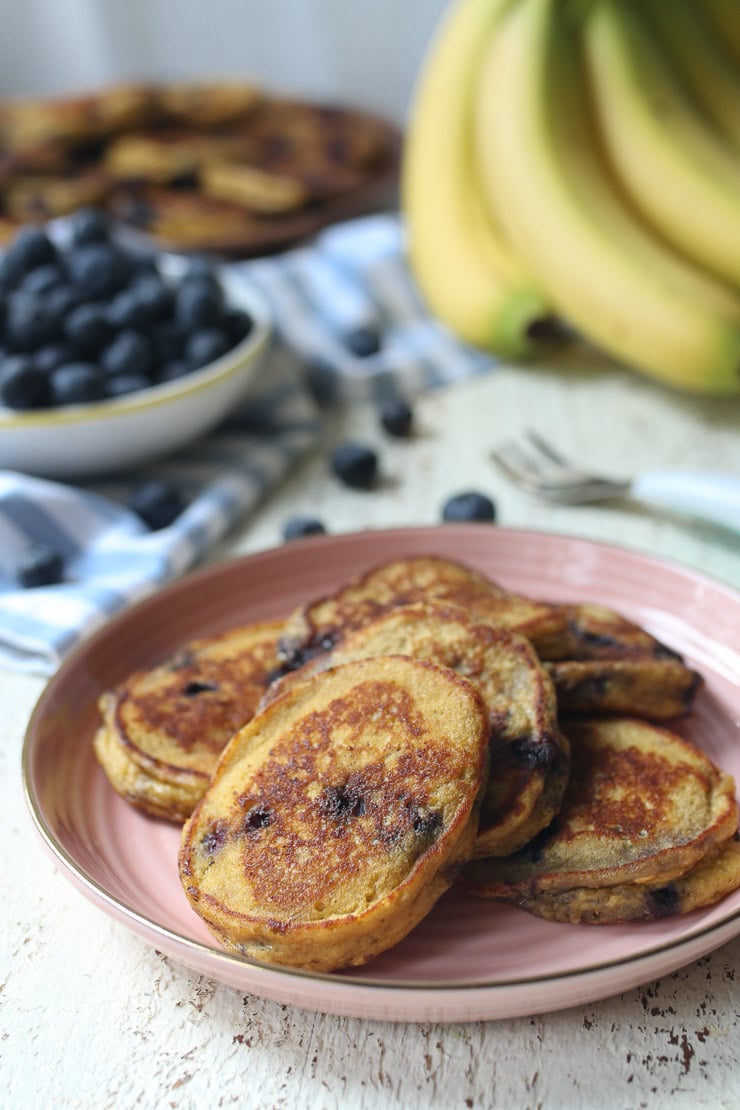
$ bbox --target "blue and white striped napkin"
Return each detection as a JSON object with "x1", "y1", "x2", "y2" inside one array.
[{"x1": 0, "y1": 212, "x2": 494, "y2": 674}]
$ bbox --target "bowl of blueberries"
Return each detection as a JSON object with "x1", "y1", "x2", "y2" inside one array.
[{"x1": 0, "y1": 208, "x2": 272, "y2": 479}]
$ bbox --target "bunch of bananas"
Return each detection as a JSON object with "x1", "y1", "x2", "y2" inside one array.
[{"x1": 401, "y1": 0, "x2": 740, "y2": 395}]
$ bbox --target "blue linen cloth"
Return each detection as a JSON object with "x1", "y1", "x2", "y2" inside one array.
[{"x1": 0, "y1": 213, "x2": 493, "y2": 674}]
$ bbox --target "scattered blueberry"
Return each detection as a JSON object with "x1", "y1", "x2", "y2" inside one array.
[
  {"x1": 0, "y1": 356, "x2": 50, "y2": 409},
  {"x1": 282, "y1": 516, "x2": 327, "y2": 541},
  {"x1": 345, "y1": 324, "x2": 381, "y2": 358},
  {"x1": 17, "y1": 542, "x2": 64, "y2": 588},
  {"x1": 128, "y1": 479, "x2": 185, "y2": 530},
  {"x1": 330, "y1": 442, "x2": 379, "y2": 490},
  {"x1": 441, "y1": 491, "x2": 497, "y2": 523},
  {"x1": 379, "y1": 397, "x2": 414, "y2": 438}
]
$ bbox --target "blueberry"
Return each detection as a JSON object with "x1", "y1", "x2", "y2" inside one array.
[
  {"x1": 175, "y1": 280, "x2": 223, "y2": 329},
  {"x1": 69, "y1": 207, "x2": 111, "y2": 246},
  {"x1": 101, "y1": 330, "x2": 155, "y2": 379},
  {"x1": 185, "y1": 327, "x2": 232, "y2": 369},
  {"x1": 379, "y1": 397, "x2": 414, "y2": 438},
  {"x1": 67, "y1": 242, "x2": 130, "y2": 298},
  {"x1": 155, "y1": 360, "x2": 190, "y2": 384},
  {"x1": 50, "y1": 362, "x2": 105, "y2": 406},
  {"x1": 33, "y1": 342, "x2": 79, "y2": 374},
  {"x1": 223, "y1": 307, "x2": 254, "y2": 345},
  {"x1": 17, "y1": 542, "x2": 64, "y2": 588},
  {"x1": 345, "y1": 325, "x2": 381, "y2": 358},
  {"x1": 20, "y1": 263, "x2": 66, "y2": 297},
  {"x1": 151, "y1": 319, "x2": 184, "y2": 363},
  {"x1": 441, "y1": 491, "x2": 497, "y2": 523},
  {"x1": 104, "y1": 373, "x2": 151, "y2": 398},
  {"x1": 128, "y1": 479, "x2": 185, "y2": 530},
  {"x1": 330, "y1": 442, "x2": 379, "y2": 489},
  {"x1": 130, "y1": 273, "x2": 174, "y2": 322},
  {"x1": 0, "y1": 227, "x2": 57, "y2": 286},
  {"x1": 64, "y1": 302, "x2": 113, "y2": 355},
  {"x1": 282, "y1": 516, "x2": 327, "y2": 541},
  {"x1": 106, "y1": 288, "x2": 153, "y2": 332},
  {"x1": 45, "y1": 284, "x2": 83, "y2": 328},
  {"x1": 0, "y1": 355, "x2": 50, "y2": 409},
  {"x1": 5, "y1": 292, "x2": 60, "y2": 350}
]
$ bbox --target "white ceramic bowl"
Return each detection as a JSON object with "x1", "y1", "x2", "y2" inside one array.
[{"x1": 0, "y1": 260, "x2": 272, "y2": 480}]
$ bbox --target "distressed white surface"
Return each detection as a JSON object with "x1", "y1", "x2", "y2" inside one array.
[{"x1": 4, "y1": 352, "x2": 740, "y2": 1109}]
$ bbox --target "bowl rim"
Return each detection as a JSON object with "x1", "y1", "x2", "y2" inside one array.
[{"x1": 0, "y1": 256, "x2": 273, "y2": 431}]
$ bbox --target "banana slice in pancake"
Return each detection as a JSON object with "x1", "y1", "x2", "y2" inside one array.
[
  {"x1": 179, "y1": 655, "x2": 490, "y2": 972},
  {"x1": 93, "y1": 620, "x2": 284, "y2": 822},
  {"x1": 264, "y1": 600, "x2": 569, "y2": 858},
  {"x1": 277, "y1": 555, "x2": 570, "y2": 666},
  {"x1": 460, "y1": 717, "x2": 740, "y2": 924}
]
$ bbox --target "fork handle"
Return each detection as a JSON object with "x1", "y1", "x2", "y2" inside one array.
[{"x1": 631, "y1": 470, "x2": 740, "y2": 534}]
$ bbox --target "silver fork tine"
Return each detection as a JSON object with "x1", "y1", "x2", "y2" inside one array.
[
  {"x1": 524, "y1": 429, "x2": 571, "y2": 468},
  {"x1": 492, "y1": 433, "x2": 631, "y2": 503}
]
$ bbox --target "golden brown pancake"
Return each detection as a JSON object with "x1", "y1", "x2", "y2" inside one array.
[
  {"x1": 264, "y1": 600, "x2": 568, "y2": 857},
  {"x1": 179, "y1": 655, "x2": 491, "y2": 971},
  {"x1": 93, "y1": 620, "x2": 284, "y2": 822},
  {"x1": 277, "y1": 555, "x2": 571, "y2": 667},
  {"x1": 460, "y1": 717, "x2": 740, "y2": 923},
  {"x1": 545, "y1": 602, "x2": 702, "y2": 719}
]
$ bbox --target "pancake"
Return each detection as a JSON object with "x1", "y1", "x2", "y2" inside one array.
[
  {"x1": 179, "y1": 655, "x2": 490, "y2": 972},
  {"x1": 277, "y1": 555, "x2": 571, "y2": 667},
  {"x1": 93, "y1": 619, "x2": 284, "y2": 822},
  {"x1": 264, "y1": 600, "x2": 568, "y2": 857},
  {"x1": 545, "y1": 603, "x2": 703, "y2": 719},
  {"x1": 460, "y1": 717, "x2": 740, "y2": 923}
]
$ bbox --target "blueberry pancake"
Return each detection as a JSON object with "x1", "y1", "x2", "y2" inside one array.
[
  {"x1": 277, "y1": 555, "x2": 571, "y2": 668},
  {"x1": 460, "y1": 717, "x2": 740, "y2": 924},
  {"x1": 264, "y1": 600, "x2": 569, "y2": 858},
  {"x1": 179, "y1": 655, "x2": 490, "y2": 972},
  {"x1": 93, "y1": 620, "x2": 284, "y2": 822},
  {"x1": 545, "y1": 603, "x2": 703, "y2": 719}
]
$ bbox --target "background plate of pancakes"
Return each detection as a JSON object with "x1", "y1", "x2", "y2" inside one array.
[{"x1": 22, "y1": 525, "x2": 740, "y2": 1023}]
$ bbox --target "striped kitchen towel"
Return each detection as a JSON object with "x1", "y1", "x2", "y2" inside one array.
[
  {"x1": 0, "y1": 212, "x2": 493, "y2": 674},
  {"x1": 0, "y1": 346, "x2": 321, "y2": 674},
  {"x1": 240, "y1": 211, "x2": 494, "y2": 404}
]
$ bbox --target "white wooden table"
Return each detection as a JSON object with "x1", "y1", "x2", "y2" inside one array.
[{"x1": 4, "y1": 349, "x2": 740, "y2": 1109}]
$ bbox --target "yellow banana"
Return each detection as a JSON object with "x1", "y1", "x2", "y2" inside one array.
[
  {"x1": 581, "y1": 0, "x2": 740, "y2": 288},
  {"x1": 700, "y1": 0, "x2": 740, "y2": 65},
  {"x1": 401, "y1": 0, "x2": 555, "y2": 358},
  {"x1": 640, "y1": 0, "x2": 740, "y2": 152},
  {"x1": 473, "y1": 0, "x2": 740, "y2": 395}
]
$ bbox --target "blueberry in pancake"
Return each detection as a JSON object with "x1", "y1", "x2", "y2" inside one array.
[
  {"x1": 93, "y1": 620, "x2": 284, "y2": 822},
  {"x1": 179, "y1": 655, "x2": 490, "y2": 971},
  {"x1": 460, "y1": 717, "x2": 740, "y2": 924},
  {"x1": 263, "y1": 600, "x2": 569, "y2": 858}
]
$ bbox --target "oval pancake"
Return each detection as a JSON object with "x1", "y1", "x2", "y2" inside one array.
[
  {"x1": 277, "y1": 555, "x2": 570, "y2": 666},
  {"x1": 179, "y1": 655, "x2": 490, "y2": 972},
  {"x1": 93, "y1": 619, "x2": 284, "y2": 822},
  {"x1": 264, "y1": 600, "x2": 569, "y2": 858},
  {"x1": 460, "y1": 717, "x2": 740, "y2": 924}
]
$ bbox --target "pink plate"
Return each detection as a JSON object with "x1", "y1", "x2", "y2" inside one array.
[{"x1": 22, "y1": 525, "x2": 740, "y2": 1023}]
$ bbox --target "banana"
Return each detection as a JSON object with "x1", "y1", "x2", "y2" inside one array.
[
  {"x1": 580, "y1": 0, "x2": 740, "y2": 289},
  {"x1": 401, "y1": 0, "x2": 555, "y2": 358},
  {"x1": 700, "y1": 0, "x2": 740, "y2": 65},
  {"x1": 473, "y1": 0, "x2": 740, "y2": 395},
  {"x1": 640, "y1": 0, "x2": 740, "y2": 152}
]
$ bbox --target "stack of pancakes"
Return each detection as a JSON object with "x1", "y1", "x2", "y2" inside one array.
[
  {"x1": 0, "y1": 81, "x2": 400, "y2": 254},
  {"x1": 93, "y1": 554, "x2": 740, "y2": 972}
]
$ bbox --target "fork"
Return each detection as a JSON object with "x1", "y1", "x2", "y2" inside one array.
[{"x1": 491, "y1": 430, "x2": 740, "y2": 534}]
